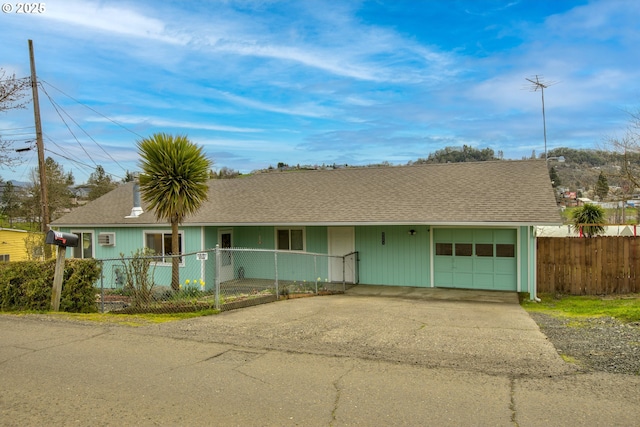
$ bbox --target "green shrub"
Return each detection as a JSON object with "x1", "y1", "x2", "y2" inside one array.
[
  {"x1": 0, "y1": 259, "x2": 101, "y2": 312},
  {"x1": 60, "y1": 259, "x2": 102, "y2": 313}
]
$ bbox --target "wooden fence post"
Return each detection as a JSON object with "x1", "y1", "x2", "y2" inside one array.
[{"x1": 50, "y1": 246, "x2": 66, "y2": 311}]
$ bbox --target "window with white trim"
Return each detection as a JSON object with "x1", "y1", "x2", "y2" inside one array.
[
  {"x1": 72, "y1": 231, "x2": 94, "y2": 259},
  {"x1": 144, "y1": 231, "x2": 184, "y2": 264},
  {"x1": 276, "y1": 228, "x2": 305, "y2": 251},
  {"x1": 0, "y1": 254, "x2": 9, "y2": 262}
]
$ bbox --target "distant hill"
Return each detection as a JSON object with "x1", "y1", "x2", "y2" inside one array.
[
  {"x1": 248, "y1": 146, "x2": 639, "y2": 200},
  {"x1": 545, "y1": 147, "x2": 640, "y2": 196}
]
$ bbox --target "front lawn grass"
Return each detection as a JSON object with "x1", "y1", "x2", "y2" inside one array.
[{"x1": 522, "y1": 293, "x2": 640, "y2": 323}]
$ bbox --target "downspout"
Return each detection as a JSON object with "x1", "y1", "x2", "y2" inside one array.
[{"x1": 531, "y1": 226, "x2": 541, "y2": 302}]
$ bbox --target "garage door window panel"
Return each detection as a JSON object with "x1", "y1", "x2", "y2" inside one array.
[
  {"x1": 436, "y1": 243, "x2": 453, "y2": 256},
  {"x1": 455, "y1": 243, "x2": 472, "y2": 256},
  {"x1": 496, "y1": 244, "x2": 515, "y2": 258},
  {"x1": 475, "y1": 244, "x2": 493, "y2": 257}
]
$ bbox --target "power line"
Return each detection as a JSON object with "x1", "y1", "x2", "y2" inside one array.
[
  {"x1": 39, "y1": 84, "x2": 99, "y2": 170},
  {"x1": 44, "y1": 146, "x2": 126, "y2": 182},
  {"x1": 43, "y1": 133, "x2": 126, "y2": 181},
  {"x1": 39, "y1": 83, "x2": 128, "y2": 173},
  {"x1": 0, "y1": 126, "x2": 35, "y2": 131},
  {"x1": 40, "y1": 80, "x2": 145, "y2": 139},
  {"x1": 38, "y1": 80, "x2": 133, "y2": 176}
]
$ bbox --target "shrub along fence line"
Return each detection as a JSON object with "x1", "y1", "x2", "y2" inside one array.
[
  {"x1": 96, "y1": 247, "x2": 359, "y2": 314},
  {"x1": 0, "y1": 258, "x2": 100, "y2": 312},
  {"x1": 537, "y1": 236, "x2": 640, "y2": 295}
]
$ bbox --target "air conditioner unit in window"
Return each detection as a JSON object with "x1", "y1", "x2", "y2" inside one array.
[{"x1": 98, "y1": 233, "x2": 116, "y2": 246}]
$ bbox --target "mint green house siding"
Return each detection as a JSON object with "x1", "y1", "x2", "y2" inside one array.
[
  {"x1": 62, "y1": 226, "x2": 206, "y2": 290},
  {"x1": 215, "y1": 226, "x2": 329, "y2": 283},
  {"x1": 60, "y1": 223, "x2": 538, "y2": 295},
  {"x1": 355, "y1": 225, "x2": 430, "y2": 287}
]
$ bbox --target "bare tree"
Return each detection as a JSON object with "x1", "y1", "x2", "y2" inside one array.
[
  {"x1": 608, "y1": 109, "x2": 640, "y2": 190},
  {"x1": 0, "y1": 69, "x2": 31, "y2": 167}
]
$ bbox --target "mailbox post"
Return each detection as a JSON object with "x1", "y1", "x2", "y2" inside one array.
[{"x1": 46, "y1": 231, "x2": 79, "y2": 311}]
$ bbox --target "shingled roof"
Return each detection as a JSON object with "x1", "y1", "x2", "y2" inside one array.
[{"x1": 51, "y1": 160, "x2": 561, "y2": 227}]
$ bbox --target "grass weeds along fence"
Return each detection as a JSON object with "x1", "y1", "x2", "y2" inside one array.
[
  {"x1": 522, "y1": 293, "x2": 640, "y2": 323},
  {"x1": 96, "y1": 248, "x2": 358, "y2": 314},
  {"x1": 537, "y1": 236, "x2": 640, "y2": 295}
]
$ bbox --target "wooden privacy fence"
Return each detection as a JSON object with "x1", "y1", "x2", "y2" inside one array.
[{"x1": 537, "y1": 236, "x2": 640, "y2": 295}]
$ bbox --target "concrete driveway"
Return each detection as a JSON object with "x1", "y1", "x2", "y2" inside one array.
[
  {"x1": 1, "y1": 286, "x2": 639, "y2": 426},
  {"x1": 152, "y1": 285, "x2": 565, "y2": 377}
]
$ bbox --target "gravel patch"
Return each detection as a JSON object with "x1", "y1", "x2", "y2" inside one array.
[{"x1": 529, "y1": 312, "x2": 640, "y2": 376}]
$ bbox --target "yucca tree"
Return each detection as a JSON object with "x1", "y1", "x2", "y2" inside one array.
[
  {"x1": 137, "y1": 133, "x2": 212, "y2": 291},
  {"x1": 572, "y1": 203, "x2": 606, "y2": 237}
]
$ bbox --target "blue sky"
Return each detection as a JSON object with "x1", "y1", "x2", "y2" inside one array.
[{"x1": 1, "y1": 0, "x2": 639, "y2": 183}]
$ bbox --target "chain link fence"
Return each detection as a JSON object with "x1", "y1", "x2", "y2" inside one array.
[{"x1": 96, "y1": 248, "x2": 359, "y2": 313}]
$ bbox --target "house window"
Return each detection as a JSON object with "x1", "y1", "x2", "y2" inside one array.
[
  {"x1": 276, "y1": 228, "x2": 304, "y2": 251},
  {"x1": 0, "y1": 254, "x2": 9, "y2": 262},
  {"x1": 72, "y1": 231, "x2": 93, "y2": 259},
  {"x1": 496, "y1": 244, "x2": 515, "y2": 258},
  {"x1": 144, "y1": 231, "x2": 184, "y2": 264}
]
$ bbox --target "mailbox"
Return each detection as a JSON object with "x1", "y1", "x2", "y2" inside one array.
[{"x1": 46, "y1": 230, "x2": 79, "y2": 248}]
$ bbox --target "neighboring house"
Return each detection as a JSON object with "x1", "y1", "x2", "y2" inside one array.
[
  {"x1": 50, "y1": 160, "x2": 561, "y2": 299},
  {"x1": 0, "y1": 228, "x2": 34, "y2": 262}
]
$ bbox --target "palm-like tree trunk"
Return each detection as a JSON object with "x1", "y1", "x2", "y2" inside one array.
[
  {"x1": 171, "y1": 218, "x2": 180, "y2": 291},
  {"x1": 137, "y1": 133, "x2": 212, "y2": 292}
]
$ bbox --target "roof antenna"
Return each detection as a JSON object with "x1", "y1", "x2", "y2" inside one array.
[{"x1": 525, "y1": 75, "x2": 557, "y2": 163}]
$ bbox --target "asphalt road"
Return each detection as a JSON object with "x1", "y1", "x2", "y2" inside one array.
[{"x1": 1, "y1": 289, "x2": 639, "y2": 426}]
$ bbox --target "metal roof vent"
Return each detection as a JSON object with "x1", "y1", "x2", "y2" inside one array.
[{"x1": 125, "y1": 180, "x2": 144, "y2": 219}]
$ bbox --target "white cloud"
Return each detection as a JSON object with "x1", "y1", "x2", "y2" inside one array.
[
  {"x1": 212, "y1": 90, "x2": 339, "y2": 118},
  {"x1": 44, "y1": 0, "x2": 189, "y2": 44},
  {"x1": 86, "y1": 115, "x2": 263, "y2": 133}
]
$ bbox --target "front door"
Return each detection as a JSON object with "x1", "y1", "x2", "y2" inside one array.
[
  {"x1": 328, "y1": 227, "x2": 355, "y2": 283},
  {"x1": 218, "y1": 229, "x2": 234, "y2": 282}
]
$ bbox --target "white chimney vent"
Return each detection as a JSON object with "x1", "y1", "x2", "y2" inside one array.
[{"x1": 125, "y1": 180, "x2": 144, "y2": 218}]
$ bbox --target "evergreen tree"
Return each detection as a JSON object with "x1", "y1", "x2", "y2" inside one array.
[
  {"x1": 595, "y1": 171, "x2": 609, "y2": 200},
  {"x1": 1, "y1": 180, "x2": 20, "y2": 227},
  {"x1": 87, "y1": 165, "x2": 118, "y2": 200},
  {"x1": 27, "y1": 157, "x2": 74, "y2": 225},
  {"x1": 549, "y1": 166, "x2": 561, "y2": 188},
  {"x1": 122, "y1": 170, "x2": 137, "y2": 183}
]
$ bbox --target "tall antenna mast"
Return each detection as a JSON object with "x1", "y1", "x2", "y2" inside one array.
[{"x1": 525, "y1": 75, "x2": 556, "y2": 162}]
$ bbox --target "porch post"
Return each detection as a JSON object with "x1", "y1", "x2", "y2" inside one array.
[
  {"x1": 274, "y1": 251, "x2": 279, "y2": 297},
  {"x1": 342, "y1": 255, "x2": 346, "y2": 291},
  {"x1": 314, "y1": 255, "x2": 318, "y2": 294},
  {"x1": 99, "y1": 261, "x2": 104, "y2": 314},
  {"x1": 215, "y1": 244, "x2": 220, "y2": 310}
]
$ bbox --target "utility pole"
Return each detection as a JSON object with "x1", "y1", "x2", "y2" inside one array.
[{"x1": 28, "y1": 39, "x2": 50, "y2": 236}]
